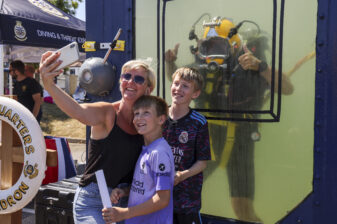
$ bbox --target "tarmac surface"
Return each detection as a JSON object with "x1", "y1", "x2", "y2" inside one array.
[
  {"x1": 69, "y1": 141, "x2": 87, "y2": 165},
  {"x1": 21, "y1": 141, "x2": 86, "y2": 224}
]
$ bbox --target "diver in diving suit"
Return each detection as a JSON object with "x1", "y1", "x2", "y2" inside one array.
[{"x1": 165, "y1": 16, "x2": 294, "y2": 223}]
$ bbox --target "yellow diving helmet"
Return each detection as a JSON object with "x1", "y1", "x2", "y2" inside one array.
[
  {"x1": 200, "y1": 17, "x2": 241, "y2": 67},
  {"x1": 203, "y1": 17, "x2": 241, "y2": 48}
]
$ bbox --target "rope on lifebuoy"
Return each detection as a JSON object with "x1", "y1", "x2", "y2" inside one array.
[{"x1": 0, "y1": 96, "x2": 46, "y2": 214}]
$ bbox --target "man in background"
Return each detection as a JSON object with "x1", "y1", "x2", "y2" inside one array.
[{"x1": 10, "y1": 60, "x2": 43, "y2": 123}]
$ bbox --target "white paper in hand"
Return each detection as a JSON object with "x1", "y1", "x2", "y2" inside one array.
[
  {"x1": 95, "y1": 170, "x2": 116, "y2": 224},
  {"x1": 95, "y1": 169, "x2": 113, "y2": 208}
]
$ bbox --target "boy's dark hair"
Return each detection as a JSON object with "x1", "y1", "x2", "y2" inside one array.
[
  {"x1": 172, "y1": 67, "x2": 204, "y2": 91},
  {"x1": 133, "y1": 95, "x2": 168, "y2": 117},
  {"x1": 10, "y1": 60, "x2": 25, "y2": 74}
]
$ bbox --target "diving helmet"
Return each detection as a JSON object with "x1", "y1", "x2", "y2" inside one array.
[
  {"x1": 202, "y1": 17, "x2": 241, "y2": 49},
  {"x1": 197, "y1": 17, "x2": 241, "y2": 72}
]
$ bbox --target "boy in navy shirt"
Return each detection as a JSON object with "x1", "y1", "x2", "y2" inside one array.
[
  {"x1": 102, "y1": 95, "x2": 174, "y2": 224},
  {"x1": 163, "y1": 67, "x2": 211, "y2": 224}
]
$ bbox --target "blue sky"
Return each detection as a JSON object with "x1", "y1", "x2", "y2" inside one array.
[{"x1": 74, "y1": 1, "x2": 86, "y2": 21}]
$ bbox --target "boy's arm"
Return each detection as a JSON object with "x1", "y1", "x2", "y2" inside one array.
[
  {"x1": 127, "y1": 190, "x2": 170, "y2": 218},
  {"x1": 102, "y1": 190, "x2": 170, "y2": 222},
  {"x1": 174, "y1": 160, "x2": 207, "y2": 186}
]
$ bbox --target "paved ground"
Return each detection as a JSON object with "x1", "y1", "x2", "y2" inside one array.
[
  {"x1": 22, "y1": 206, "x2": 35, "y2": 224},
  {"x1": 69, "y1": 142, "x2": 87, "y2": 165},
  {"x1": 22, "y1": 142, "x2": 86, "y2": 223}
]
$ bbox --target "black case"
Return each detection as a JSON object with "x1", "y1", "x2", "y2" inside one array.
[{"x1": 35, "y1": 175, "x2": 81, "y2": 224}]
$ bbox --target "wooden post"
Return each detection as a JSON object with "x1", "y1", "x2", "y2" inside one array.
[
  {"x1": 0, "y1": 95, "x2": 58, "y2": 224},
  {"x1": 0, "y1": 122, "x2": 22, "y2": 224},
  {"x1": 0, "y1": 95, "x2": 22, "y2": 223}
]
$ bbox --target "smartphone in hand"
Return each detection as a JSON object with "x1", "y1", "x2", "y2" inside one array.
[{"x1": 54, "y1": 42, "x2": 80, "y2": 71}]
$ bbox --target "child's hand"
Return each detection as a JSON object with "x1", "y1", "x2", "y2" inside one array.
[
  {"x1": 102, "y1": 207, "x2": 128, "y2": 223},
  {"x1": 110, "y1": 188, "x2": 126, "y2": 204},
  {"x1": 174, "y1": 171, "x2": 183, "y2": 186}
]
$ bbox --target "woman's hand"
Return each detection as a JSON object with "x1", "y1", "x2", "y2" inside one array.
[{"x1": 39, "y1": 51, "x2": 63, "y2": 89}]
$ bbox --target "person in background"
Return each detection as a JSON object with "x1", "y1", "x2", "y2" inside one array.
[
  {"x1": 25, "y1": 64, "x2": 44, "y2": 115},
  {"x1": 10, "y1": 60, "x2": 43, "y2": 123}
]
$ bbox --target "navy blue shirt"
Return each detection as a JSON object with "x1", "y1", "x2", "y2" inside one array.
[
  {"x1": 13, "y1": 77, "x2": 42, "y2": 112},
  {"x1": 163, "y1": 109, "x2": 211, "y2": 213}
]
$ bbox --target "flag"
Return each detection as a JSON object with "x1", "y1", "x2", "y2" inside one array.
[{"x1": 43, "y1": 136, "x2": 77, "y2": 185}]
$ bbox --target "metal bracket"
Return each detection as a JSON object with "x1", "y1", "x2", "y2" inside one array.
[{"x1": 82, "y1": 40, "x2": 125, "y2": 52}]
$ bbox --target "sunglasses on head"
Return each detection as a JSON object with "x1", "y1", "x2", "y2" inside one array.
[{"x1": 121, "y1": 73, "x2": 146, "y2": 85}]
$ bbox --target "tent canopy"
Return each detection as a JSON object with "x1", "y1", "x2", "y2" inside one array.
[
  {"x1": 0, "y1": 0, "x2": 85, "y2": 49},
  {"x1": 0, "y1": 0, "x2": 86, "y2": 94},
  {"x1": 3, "y1": 45, "x2": 86, "y2": 63}
]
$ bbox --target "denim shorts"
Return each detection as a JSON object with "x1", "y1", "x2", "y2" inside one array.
[{"x1": 73, "y1": 182, "x2": 128, "y2": 224}]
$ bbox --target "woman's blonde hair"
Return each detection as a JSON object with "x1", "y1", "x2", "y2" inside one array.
[{"x1": 121, "y1": 58, "x2": 156, "y2": 91}]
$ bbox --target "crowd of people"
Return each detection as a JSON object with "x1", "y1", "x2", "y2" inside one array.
[{"x1": 7, "y1": 15, "x2": 299, "y2": 224}]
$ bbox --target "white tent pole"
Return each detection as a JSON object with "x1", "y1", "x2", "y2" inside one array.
[{"x1": 0, "y1": 44, "x2": 3, "y2": 95}]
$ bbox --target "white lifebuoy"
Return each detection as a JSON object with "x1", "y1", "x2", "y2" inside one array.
[{"x1": 0, "y1": 96, "x2": 46, "y2": 214}]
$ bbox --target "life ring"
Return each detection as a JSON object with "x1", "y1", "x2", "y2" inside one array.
[{"x1": 0, "y1": 96, "x2": 46, "y2": 214}]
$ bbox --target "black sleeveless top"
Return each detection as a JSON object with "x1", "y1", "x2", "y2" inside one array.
[{"x1": 79, "y1": 120, "x2": 143, "y2": 188}]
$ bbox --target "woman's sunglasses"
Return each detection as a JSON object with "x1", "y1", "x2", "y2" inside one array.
[{"x1": 121, "y1": 73, "x2": 146, "y2": 85}]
